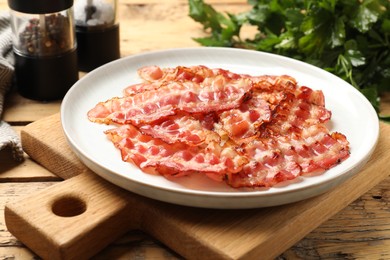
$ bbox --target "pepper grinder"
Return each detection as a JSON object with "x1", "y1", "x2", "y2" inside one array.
[
  {"x1": 74, "y1": 0, "x2": 120, "y2": 72},
  {"x1": 8, "y1": 0, "x2": 79, "y2": 101}
]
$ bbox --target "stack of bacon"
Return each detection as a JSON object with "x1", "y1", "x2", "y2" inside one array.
[{"x1": 87, "y1": 65, "x2": 350, "y2": 188}]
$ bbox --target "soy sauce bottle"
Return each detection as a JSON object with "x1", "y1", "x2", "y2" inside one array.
[
  {"x1": 8, "y1": 0, "x2": 79, "y2": 101},
  {"x1": 74, "y1": 0, "x2": 120, "y2": 72}
]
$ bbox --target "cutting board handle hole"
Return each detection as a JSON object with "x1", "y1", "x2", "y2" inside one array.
[{"x1": 51, "y1": 195, "x2": 87, "y2": 217}]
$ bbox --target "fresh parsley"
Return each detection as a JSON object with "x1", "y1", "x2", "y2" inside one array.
[{"x1": 189, "y1": 0, "x2": 390, "y2": 119}]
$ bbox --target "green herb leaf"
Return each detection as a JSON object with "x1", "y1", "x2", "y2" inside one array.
[
  {"x1": 188, "y1": 0, "x2": 390, "y2": 119},
  {"x1": 349, "y1": 0, "x2": 385, "y2": 33}
]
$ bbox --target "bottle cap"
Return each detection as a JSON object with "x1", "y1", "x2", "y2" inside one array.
[{"x1": 8, "y1": 0, "x2": 73, "y2": 14}]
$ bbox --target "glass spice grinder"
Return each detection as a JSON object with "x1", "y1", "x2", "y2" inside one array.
[
  {"x1": 8, "y1": 0, "x2": 79, "y2": 101},
  {"x1": 74, "y1": 0, "x2": 120, "y2": 72}
]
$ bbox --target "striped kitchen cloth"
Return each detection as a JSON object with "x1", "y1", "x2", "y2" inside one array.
[{"x1": 0, "y1": 11, "x2": 24, "y2": 161}]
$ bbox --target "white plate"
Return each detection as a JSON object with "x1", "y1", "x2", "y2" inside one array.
[{"x1": 61, "y1": 47, "x2": 379, "y2": 209}]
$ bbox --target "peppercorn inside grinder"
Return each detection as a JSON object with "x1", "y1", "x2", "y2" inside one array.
[
  {"x1": 74, "y1": 0, "x2": 120, "y2": 72},
  {"x1": 8, "y1": 0, "x2": 79, "y2": 101}
]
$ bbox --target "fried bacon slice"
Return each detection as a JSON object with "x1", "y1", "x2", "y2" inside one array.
[
  {"x1": 88, "y1": 75, "x2": 252, "y2": 126},
  {"x1": 227, "y1": 125, "x2": 350, "y2": 188},
  {"x1": 137, "y1": 65, "x2": 243, "y2": 83},
  {"x1": 88, "y1": 65, "x2": 350, "y2": 189},
  {"x1": 123, "y1": 81, "x2": 162, "y2": 97},
  {"x1": 227, "y1": 138, "x2": 302, "y2": 188},
  {"x1": 105, "y1": 124, "x2": 248, "y2": 176},
  {"x1": 251, "y1": 74, "x2": 298, "y2": 93},
  {"x1": 217, "y1": 92, "x2": 272, "y2": 144},
  {"x1": 139, "y1": 113, "x2": 220, "y2": 146},
  {"x1": 261, "y1": 91, "x2": 331, "y2": 138},
  {"x1": 251, "y1": 74, "x2": 325, "y2": 107},
  {"x1": 226, "y1": 91, "x2": 347, "y2": 188},
  {"x1": 124, "y1": 65, "x2": 243, "y2": 96}
]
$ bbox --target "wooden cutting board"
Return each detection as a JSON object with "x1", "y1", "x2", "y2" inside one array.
[{"x1": 4, "y1": 113, "x2": 390, "y2": 260}]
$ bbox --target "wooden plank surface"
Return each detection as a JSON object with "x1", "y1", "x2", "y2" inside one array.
[
  {"x1": 0, "y1": 127, "x2": 59, "y2": 181},
  {"x1": 0, "y1": 181, "x2": 178, "y2": 259},
  {"x1": 3, "y1": 180, "x2": 390, "y2": 259},
  {"x1": 5, "y1": 113, "x2": 390, "y2": 259}
]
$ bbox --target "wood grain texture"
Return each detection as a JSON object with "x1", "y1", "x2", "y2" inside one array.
[
  {"x1": 0, "y1": 182, "x2": 179, "y2": 260},
  {"x1": 282, "y1": 179, "x2": 390, "y2": 259},
  {"x1": 5, "y1": 113, "x2": 390, "y2": 259},
  {"x1": 0, "y1": 155, "x2": 60, "y2": 182},
  {"x1": 0, "y1": 127, "x2": 59, "y2": 181},
  {"x1": 117, "y1": 2, "x2": 251, "y2": 57},
  {"x1": 20, "y1": 114, "x2": 86, "y2": 180},
  {"x1": 0, "y1": 182, "x2": 58, "y2": 257},
  {"x1": 5, "y1": 173, "x2": 140, "y2": 260},
  {"x1": 4, "y1": 180, "x2": 388, "y2": 259},
  {"x1": 3, "y1": 93, "x2": 61, "y2": 123}
]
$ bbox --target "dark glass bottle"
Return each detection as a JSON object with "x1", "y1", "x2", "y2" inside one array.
[
  {"x1": 8, "y1": 0, "x2": 79, "y2": 101},
  {"x1": 74, "y1": 0, "x2": 120, "y2": 72}
]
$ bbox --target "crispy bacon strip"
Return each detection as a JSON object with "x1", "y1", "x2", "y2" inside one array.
[
  {"x1": 227, "y1": 125, "x2": 350, "y2": 188},
  {"x1": 251, "y1": 75, "x2": 325, "y2": 107},
  {"x1": 215, "y1": 75, "x2": 327, "y2": 145},
  {"x1": 139, "y1": 113, "x2": 220, "y2": 146},
  {"x1": 105, "y1": 124, "x2": 248, "y2": 175},
  {"x1": 251, "y1": 74, "x2": 298, "y2": 92},
  {"x1": 227, "y1": 139, "x2": 301, "y2": 188},
  {"x1": 88, "y1": 75, "x2": 252, "y2": 125},
  {"x1": 294, "y1": 125, "x2": 350, "y2": 173},
  {"x1": 124, "y1": 65, "x2": 244, "y2": 96},
  {"x1": 138, "y1": 65, "x2": 243, "y2": 83},
  {"x1": 123, "y1": 82, "x2": 162, "y2": 97},
  {"x1": 261, "y1": 92, "x2": 331, "y2": 139},
  {"x1": 225, "y1": 82, "x2": 346, "y2": 188},
  {"x1": 217, "y1": 92, "x2": 272, "y2": 144},
  {"x1": 138, "y1": 65, "x2": 209, "y2": 83},
  {"x1": 89, "y1": 65, "x2": 350, "y2": 189}
]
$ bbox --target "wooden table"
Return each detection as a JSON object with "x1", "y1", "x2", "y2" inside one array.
[{"x1": 1, "y1": 0, "x2": 390, "y2": 259}]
